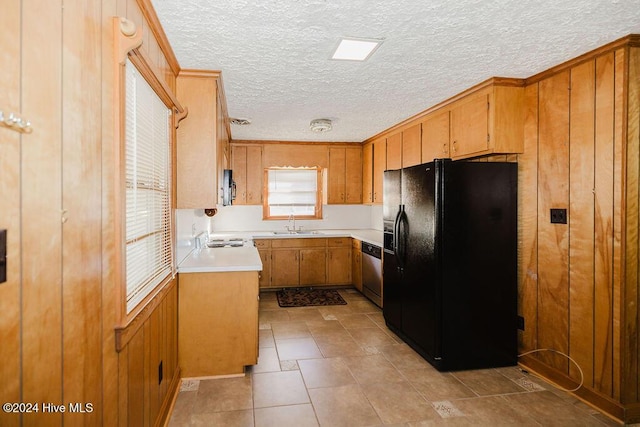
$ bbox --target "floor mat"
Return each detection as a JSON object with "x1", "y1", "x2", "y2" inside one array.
[{"x1": 275, "y1": 288, "x2": 347, "y2": 307}]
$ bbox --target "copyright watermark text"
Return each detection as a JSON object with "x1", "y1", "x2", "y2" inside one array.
[{"x1": 3, "y1": 402, "x2": 94, "y2": 413}]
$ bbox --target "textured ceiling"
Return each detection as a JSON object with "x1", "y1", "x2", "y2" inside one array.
[{"x1": 151, "y1": 0, "x2": 640, "y2": 142}]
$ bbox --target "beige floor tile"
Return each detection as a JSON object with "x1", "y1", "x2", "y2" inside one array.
[
  {"x1": 252, "y1": 370, "x2": 310, "y2": 408},
  {"x1": 258, "y1": 298, "x2": 281, "y2": 310},
  {"x1": 254, "y1": 404, "x2": 319, "y2": 427},
  {"x1": 305, "y1": 319, "x2": 347, "y2": 336},
  {"x1": 402, "y1": 367, "x2": 476, "y2": 401},
  {"x1": 314, "y1": 334, "x2": 368, "y2": 358},
  {"x1": 362, "y1": 381, "x2": 439, "y2": 424},
  {"x1": 280, "y1": 359, "x2": 299, "y2": 371},
  {"x1": 271, "y1": 321, "x2": 311, "y2": 339},
  {"x1": 298, "y1": 357, "x2": 357, "y2": 388},
  {"x1": 366, "y1": 311, "x2": 386, "y2": 326},
  {"x1": 340, "y1": 354, "x2": 406, "y2": 385},
  {"x1": 451, "y1": 369, "x2": 527, "y2": 396},
  {"x1": 335, "y1": 313, "x2": 378, "y2": 328},
  {"x1": 259, "y1": 329, "x2": 275, "y2": 348},
  {"x1": 503, "y1": 390, "x2": 606, "y2": 426},
  {"x1": 191, "y1": 409, "x2": 254, "y2": 427},
  {"x1": 275, "y1": 337, "x2": 323, "y2": 360},
  {"x1": 252, "y1": 347, "x2": 281, "y2": 373},
  {"x1": 259, "y1": 309, "x2": 291, "y2": 324},
  {"x1": 379, "y1": 344, "x2": 433, "y2": 370},
  {"x1": 317, "y1": 305, "x2": 355, "y2": 317},
  {"x1": 167, "y1": 391, "x2": 197, "y2": 426},
  {"x1": 286, "y1": 307, "x2": 326, "y2": 322},
  {"x1": 193, "y1": 376, "x2": 253, "y2": 414},
  {"x1": 347, "y1": 299, "x2": 381, "y2": 313},
  {"x1": 347, "y1": 326, "x2": 398, "y2": 348},
  {"x1": 308, "y1": 384, "x2": 382, "y2": 427},
  {"x1": 452, "y1": 395, "x2": 540, "y2": 426}
]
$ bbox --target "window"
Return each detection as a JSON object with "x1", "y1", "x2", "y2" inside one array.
[
  {"x1": 124, "y1": 58, "x2": 173, "y2": 313},
  {"x1": 263, "y1": 167, "x2": 322, "y2": 219}
]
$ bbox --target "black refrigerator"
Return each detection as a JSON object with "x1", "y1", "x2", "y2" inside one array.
[{"x1": 383, "y1": 159, "x2": 517, "y2": 371}]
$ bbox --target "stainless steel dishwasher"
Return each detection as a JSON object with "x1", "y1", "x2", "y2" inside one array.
[{"x1": 361, "y1": 242, "x2": 382, "y2": 307}]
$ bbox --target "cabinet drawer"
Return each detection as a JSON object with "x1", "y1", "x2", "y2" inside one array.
[
  {"x1": 271, "y1": 238, "x2": 327, "y2": 249},
  {"x1": 253, "y1": 239, "x2": 271, "y2": 249},
  {"x1": 327, "y1": 237, "x2": 349, "y2": 247}
]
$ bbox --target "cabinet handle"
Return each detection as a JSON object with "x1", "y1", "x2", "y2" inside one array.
[
  {"x1": 452, "y1": 141, "x2": 458, "y2": 152},
  {"x1": 443, "y1": 143, "x2": 447, "y2": 153}
]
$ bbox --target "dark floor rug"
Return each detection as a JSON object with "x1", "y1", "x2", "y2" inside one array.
[{"x1": 276, "y1": 288, "x2": 347, "y2": 307}]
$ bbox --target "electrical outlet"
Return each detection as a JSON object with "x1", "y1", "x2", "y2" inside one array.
[
  {"x1": 550, "y1": 208, "x2": 567, "y2": 224},
  {"x1": 517, "y1": 315, "x2": 525, "y2": 331}
]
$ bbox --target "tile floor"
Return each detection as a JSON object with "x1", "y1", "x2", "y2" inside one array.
[{"x1": 168, "y1": 288, "x2": 623, "y2": 426}]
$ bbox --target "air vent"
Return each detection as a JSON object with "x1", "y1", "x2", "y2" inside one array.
[{"x1": 230, "y1": 117, "x2": 251, "y2": 126}]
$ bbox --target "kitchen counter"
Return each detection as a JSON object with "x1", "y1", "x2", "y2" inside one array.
[{"x1": 178, "y1": 245, "x2": 262, "y2": 273}]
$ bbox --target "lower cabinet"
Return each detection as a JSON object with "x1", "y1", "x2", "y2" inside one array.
[
  {"x1": 255, "y1": 237, "x2": 353, "y2": 288},
  {"x1": 178, "y1": 271, "x2": 259, "y2": 376}
]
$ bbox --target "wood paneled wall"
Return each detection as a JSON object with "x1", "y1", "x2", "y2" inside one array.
[
  {"x1": 518, "y1": 40, "x2": 640, "y2": 422},
  {"x1": 0, "y1": 1, "x2": 181, "y2": 426}
]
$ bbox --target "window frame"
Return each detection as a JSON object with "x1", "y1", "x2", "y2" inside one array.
[{"x1": 262, "y1": 166, "x2": 323, "y2": 220}]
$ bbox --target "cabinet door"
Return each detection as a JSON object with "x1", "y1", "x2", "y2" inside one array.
[
  {"x1": 345, "y1": 147, "x2": 362, "y2": 203},
  {"x1": 271, "y1": 250, "x2": 299, "y2": 287},
  {"x1": 328, "y1": 247, "x2": 352, "y2": 284},
  {"x1": 258, "y1": 249, "x2": 271, "y2": 288},
  {"x1": 450, "y1": 91, "x2": 489, "y2": 158},
  {"x1": 386, "y1": 133, "x2": 402, "y2": 170},
  {"x1": 402, "y1": 124, "x2": 422, "y2": 167},
  {"x1": 422, "y1": 110, "x2": 450, "y2": 162},
  {"x1": 328, "y1": 147, "x2": 346, "y2": 204},
  {"x1": 362, "y1": 143, "x2": 373, "y2": 203},
  {"x1": 231, "y1": 145, "x2": 248, "y2": 204},
  {"x1": 372, "y1": 138, "x2": 386, "y2": 204},
  {"x1": 246, "y1": 145, "x2": 263, "y2": 204},
  {"x1": 300, "y1": 248, "x2": 326, "y2": 285},
  {"x1": 352, "y1": 240, "x2": 362, "y2": 292}
]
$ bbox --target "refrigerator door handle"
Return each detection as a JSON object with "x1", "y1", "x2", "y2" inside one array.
[
  {"x1": 396, "y1": 205, "x2": 407, "y2": 269},
  {"x1": 393, "y1": 205, "x2": 402, "y2": 267}
]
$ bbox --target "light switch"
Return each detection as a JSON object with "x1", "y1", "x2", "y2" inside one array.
[{"x1": 0, "y1": 229, "x2": 6, "y2": 283}]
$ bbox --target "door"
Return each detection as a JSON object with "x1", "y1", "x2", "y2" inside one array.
[
  {"x1": 400, "y1": 162, "x2": 440, "y2": 360},
  {"x1": 299, "y1": 248, "x2": 326, "y2": 285},
  {"x1": 271, "y1": 250, "x2": 299, "y2": 286}
]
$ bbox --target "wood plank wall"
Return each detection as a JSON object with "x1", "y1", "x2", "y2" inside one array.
[
  {"x1": 518, "y1": 43, "x2": 640, "y2": 421},
  {"x1": 0, "y1": 1, "x2": 181, "y2": 426}
]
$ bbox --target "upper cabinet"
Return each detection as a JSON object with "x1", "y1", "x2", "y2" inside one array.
[
  {"x1": 421, "y1": 110, "x2": 450, "y2": 162},
  {"x1": 362, "y1": 142, "x2": 373, "y2": 204},
  {"x1": 449, "y1": 83, "x2": 524, "y2": 159},
  {"x1": 386, "y1": 133, "x2": 402, "y2": 170},
  {"x1": 372, "y1": 138, "x2": 386, "y2": 204},
  {"x1": 176, "y1": 70, "x2": 230, "y2": 208},
  {"x1": 328, "y1": 146, "x2": 362, "y2": 204},
  {"x1": 232, "y1": 145, "x2": 263, "y2": 205},
  {"x1": 401, "y1": 124, "x2": 422, "y2": 167}
]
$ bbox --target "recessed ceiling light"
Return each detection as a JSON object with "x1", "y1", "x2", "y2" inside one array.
[{"x1": 331, "y1": 37, "x2": 383, "y2": 61}]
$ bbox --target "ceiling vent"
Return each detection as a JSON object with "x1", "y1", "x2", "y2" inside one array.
[
  {"x1": 230, "y1": 117, "x2": 251, "y2": 125},
  {"x1": 310, "y1": 118, "x2": 332, "y2": 133}
]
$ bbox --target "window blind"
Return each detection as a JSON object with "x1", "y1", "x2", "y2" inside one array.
[
  {"x1": 267, "y1": 168, "x2": 318, "y2": 217},
  {"x1": 125, "y1": 59, "x2": 172, "y2": 313}
]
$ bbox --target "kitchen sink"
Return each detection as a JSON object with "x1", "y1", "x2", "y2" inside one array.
[{"x1": 272, "y1": 230, "x2": 321, "y2": 235}]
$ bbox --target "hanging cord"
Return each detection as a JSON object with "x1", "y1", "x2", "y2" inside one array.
[{"x1": 518, "y1": 348, "x2": 584, "y2": 393}]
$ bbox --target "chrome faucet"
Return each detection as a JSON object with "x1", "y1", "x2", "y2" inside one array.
[{"x1": 286, "y1": 214, "x2": 301, "y2": 233}]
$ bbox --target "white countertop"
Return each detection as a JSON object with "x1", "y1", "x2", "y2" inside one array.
[{"x1": 178, "y1": 245, "x2": 262, "y2": 274}]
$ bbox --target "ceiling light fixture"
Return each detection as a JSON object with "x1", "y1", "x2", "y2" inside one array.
[
  {"x1": 331, "y1": 37, "x2": 383, "y2": 61},
  {"x1": 310, "y1": 118, "x2": 332, "y2": 133},
  {"x1": 230, "y1": 117, "x2": 251, "y2": 125}
]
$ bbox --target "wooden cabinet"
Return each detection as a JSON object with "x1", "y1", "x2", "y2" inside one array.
[
  {"x1": 271, "y1": 249, "x2": 300, "y2": 287},
  {"x1": 352, "y1": 239, "x2": 362, "y2": 292},
  {"x1": 386, "y1": 133, "x2": 402, "y2": 170},
  {"x1": 176, "y1": 70, "x2": 227, "y2": 208},
  {"x1": 232, "y1": 145, "x2": 263, "y2": 205},
  {"x1": 362, "y1": 143, "x2": 373, "y2": 203},
  {"x1": 402, "y1": 124, "x2": 422, "y2": 167},
  {"x1": 448, "y1": 82, "x2": 524, "y2": 159},
  {"x1": 327, "y1": 238, "x2": 352, "y2": 285},
  {"x1": 178, "y1": 271, "x2": 259, "y2": 376},
  {"x1": 372, "y1": 138, "x2": 386, "y2": 204},
  {"x1": 300, "y1": 248, "x2": 327, "y2": 285},
  {"x1": 328, "y1": 146, "x2": 362, "y2": 204},
  {"x1": 421, "y1": 110, "x2": 451, "y2": 162},
  {"x1": 254, "y1": 239, "x2": 271, "y2": 288}
]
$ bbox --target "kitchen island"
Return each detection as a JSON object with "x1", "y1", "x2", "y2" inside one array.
[{"x1": 177, "y1": 245, "x2": 262, "y2": 377}]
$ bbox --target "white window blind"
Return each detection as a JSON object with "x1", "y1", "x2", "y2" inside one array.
[
  {"x1": 267, "y1": 168, "x2": 318, "y2": 217},
  {"x1": 125, "y1": 58, "x2": 172, "y2": 313}
]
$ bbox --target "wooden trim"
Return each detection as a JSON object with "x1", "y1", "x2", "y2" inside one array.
[
  {"x1": 363, "y1": 77, "x2": 525, "y2": 144},
  {"x1": 519, "y1": 356, "x2": 626, "y2": 423},
  {"x1": 232, "y1": 139, "x2": 361, "y2": 146},
  {"x1": 526, "y1": 34, "x2": 640, "y2": 85},
  {"x1": 155, "y1": 366, "x2": 181, "y2": 427},
  {"x1": 135, "y1": 0, "x2": 181, "y2": 76},
  {"x1": 115, "y1": 278, "x2": 177, "y2": 352}
]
